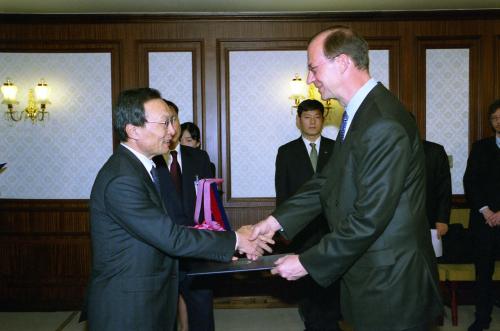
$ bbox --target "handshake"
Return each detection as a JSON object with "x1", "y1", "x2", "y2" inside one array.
[
  {"x1": 233, "y1": 215, "x2": 309, "y2": 280},
  {"x1": 234, "y1": 215, "x2": 283, "y2": 260}
]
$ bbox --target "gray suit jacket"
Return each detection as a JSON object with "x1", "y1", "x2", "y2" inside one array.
[
  {"x1": 84, "y1": 145, "x2": 235, "y2": 331},
  {"x1": 273, "y1": 83, "x2": 443, "y2": 331}
]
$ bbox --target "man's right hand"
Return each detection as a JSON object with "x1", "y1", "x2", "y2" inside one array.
[{"x1": 250, "y1": 215, "x2": 282, "y2": 242}]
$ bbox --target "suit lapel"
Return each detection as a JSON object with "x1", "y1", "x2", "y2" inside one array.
[
  {"x1": 294, "y1": 137, "x2": 315, "y2": 175},
  {"x1": 317, "y1": 136, "x2": 332, "y2": 171}
]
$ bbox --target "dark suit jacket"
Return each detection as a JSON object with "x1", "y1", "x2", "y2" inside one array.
[
  {"x1": 463, "y1": 136, "x2": 500, "y2": 233},
  {"x1": 272, "y1": 83, "x2": 443, "y2": 331},
  {"x1": 422, "y1": 140, "x2": 452, "y2": 228},
  {"x1": 84, "y1": 145, "x2": 235, "y2": 331},
  {"x1": 152, "y1": 145, "x2": 214, "y2": 226},
  {"x1": 275, "y1": 136, "x2": 334, "y2": 252}
]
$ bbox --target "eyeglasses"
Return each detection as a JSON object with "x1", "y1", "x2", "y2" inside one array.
[
  {"x1": 308, "y1": 54, "x2": 342, "y2": 75},
  {"x1": 491, "y1": 116, "x2": 500, "y2": 121},
  {"x1": 145, "y1": 115, "x2": 177, "y2": 128}
]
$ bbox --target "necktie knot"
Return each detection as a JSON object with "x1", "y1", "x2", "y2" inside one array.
[
  {"x1": 309, "y1": 142, "x2": 318, "y2": 172},
  {"x1": 170, "y1": 150, "x2": 178, "y2": 160}
]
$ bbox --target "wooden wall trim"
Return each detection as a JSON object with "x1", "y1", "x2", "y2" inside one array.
[
  {"x1": 218, "y1": 39, "x2": 308, "y2": 206},
  {"x1": 415, "y1": 36, "x2": 481, "y2": 148},
  {"x1": 1, "y1": 10, "x2": 500, "y2": 24}
]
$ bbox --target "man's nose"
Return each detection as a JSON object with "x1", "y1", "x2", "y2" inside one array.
[{"x1": 306, "y1": 71, "x2": 315, "y2": 85}]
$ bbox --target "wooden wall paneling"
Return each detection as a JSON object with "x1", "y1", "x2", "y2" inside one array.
[
  {"x1": 136, "y1": 40, "x2": 204, "y2": 135},
  {"x1": 0, "y1": 200, "x2": 89, "y2": 310}
]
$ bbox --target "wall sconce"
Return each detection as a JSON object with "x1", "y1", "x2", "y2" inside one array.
[
  {"x1": 289, "y1": 74, "x2": 308, "y2": 110},
  {"x1": 1, "y1": 78, "x2": 51, "y2": 123},
  {"x1": 289, "y1": 74, "x2": 333, "y2": 116}
]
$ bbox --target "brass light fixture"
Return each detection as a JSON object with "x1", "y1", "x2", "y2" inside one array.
[
  {"x1": 289, "y1": 74, "x2": 308, "y2": 110},
  {"x1": 1, "y1": 78, "x2": 51, "y2": 123},
  {"x1": 289, "y1": 74, "x2": 333, "y2": 116}
]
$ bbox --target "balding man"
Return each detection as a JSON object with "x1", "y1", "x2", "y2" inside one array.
[{"x1": 251, "y1": 26, "x2": 443, "y2": 331}]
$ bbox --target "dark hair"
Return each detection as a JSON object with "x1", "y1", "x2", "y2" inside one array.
[
  {"x1": 163, "y1": 99, "x2": 179, "y2": 114},
  {"x1": 114, "y1": 87, "x2": 162, "y2": 142},
  {"x1": 488, "y1": 99, "x2": 500, "y2": 131},
  {"x1": 180, "y1": 122, "x2": 201, "y2": 143},
  {"x1": 297, "y1": 99, "x2": 325, "y2": 117},
  {"x1": 313, "y1": 25, "x2": 369, "y2": 71}
]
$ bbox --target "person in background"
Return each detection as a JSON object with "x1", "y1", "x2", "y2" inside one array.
[
  {"x1": 464, "y1": 98, "x2": 500, "y2": 331},
  {"x1": 275, "y1": 98, "x2": 340, "y2": 331},
  {"x1": 152, "y1": 101, "x2": 216, "y2": 331},
  {"x1": 180, "y1": 121, "x2": 216, "y2": 177}
]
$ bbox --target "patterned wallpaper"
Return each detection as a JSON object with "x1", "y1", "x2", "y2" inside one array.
[
  {"x1": 0, "y1": 53, "x2": 112, "y2": 199},
  {"x1": 149, "y1": 52, "x2": 194, "y2": 123},
  {"x1": 229, "y1": 50, "x2": 390, "y2": 198},
  {"x1": 426, "y1": 49, "x2": 469, "y2": 194}
]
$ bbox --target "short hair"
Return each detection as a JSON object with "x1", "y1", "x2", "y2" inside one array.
[
  {"x1": 163, "y1": 99, "x2": 179, "y2": 114},
  {"x1": 180, "y1": 122, "x2": 201, "y2": 143},
  {"x1": 313, "y1": 25, "x2": 370, "y2": 71},
  {"x1": 114, "y1": 87, "x2": 162, "y2": 142},
  {"x1": 488, "y1": 98, "x2": 500, "y2": 130},
  {"x1": 297, "y1": 99, "x2": 325, "y2": 117}
]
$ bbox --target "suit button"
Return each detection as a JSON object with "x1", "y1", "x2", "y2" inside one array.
[{"x1": 335, "y1": 200, "x2": 339, "y2": 206}]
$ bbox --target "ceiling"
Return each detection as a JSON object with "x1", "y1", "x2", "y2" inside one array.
[{"x1": 1, "y1": 0, "x2": 498, "y2": 14}]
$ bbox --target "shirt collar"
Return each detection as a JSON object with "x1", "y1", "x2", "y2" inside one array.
[
  {"x1": 496, "y1": 135, "x2": 500, "y2": 148},
  {"x1": 342, "y1": 78, "x2": 378, "y2": 137},
  {"x1": 121, "y1": 142, "x2": 156, "y2": 174},
  {"x1": 344, "y1": 78, "x2": 378, "y2": 119}
]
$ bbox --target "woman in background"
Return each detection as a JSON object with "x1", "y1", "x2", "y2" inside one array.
[{"x1": 180, "y1": 122, "x2": 216, "y2": 177}]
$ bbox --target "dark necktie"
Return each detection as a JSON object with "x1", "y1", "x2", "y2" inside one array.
[
  {"x1": 170, "y1": 150, "x2": 182, "y2": 195},
  {"x1": 150, "y1": 166, "x2": 161, "y2": 194},
  {"x1": 338, "y1": 111, "x2": 349, "y2": 142}
]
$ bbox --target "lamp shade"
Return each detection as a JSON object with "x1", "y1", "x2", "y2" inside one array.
[
  {"x1": 1, "y1": 79, "x2": 18, "y2": 103},
  {"x1": 289, "y1": 74, "x2": 307, "y2": 99},
  {"x1": 34, "y1": 79, "x2": 50, "y2": 103}
]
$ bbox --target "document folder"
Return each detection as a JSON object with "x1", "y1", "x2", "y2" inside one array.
[{"x1": 186, "y1": 254, "x2": 287, "y2": 276}]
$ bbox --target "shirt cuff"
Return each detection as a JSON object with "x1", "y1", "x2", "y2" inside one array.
[
  {"x1": 479, "y1": 206, "x2": 489, "y2": 213},
  {"x1": 234, "y1": 231, "x2": 239, "y2": 250}
]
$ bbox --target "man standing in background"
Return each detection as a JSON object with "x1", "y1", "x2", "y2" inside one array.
[
  {"x1": 464, "y1": 99, "x2": 500, "y2": 331},
  {"x1": 275, "y1": 98, "x2": 340, "y2": 331}
]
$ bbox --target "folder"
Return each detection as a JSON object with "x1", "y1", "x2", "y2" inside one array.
[{"x1": 186, "y1": 254, "x2": 287, "y2": 276}]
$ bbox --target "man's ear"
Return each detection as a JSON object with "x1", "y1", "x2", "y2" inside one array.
[{"x1": 125, "y1": 123, "x2": 139, "y2": 140}]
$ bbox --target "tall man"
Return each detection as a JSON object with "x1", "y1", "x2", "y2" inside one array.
[
  {"x1": 251, "y1": 26, "x2": 443, "y2": 331},
  {"x1": 83, "y1": 88, "x2": 271, "y2": 331},
  {"x1": 275, "y1": 99, "x2": 340, "y2": 331},
  {"x1": 464, "y1": 99, "x2": 500, "y2": 331},
  {"x1": 152, "y1": 100, "x2": 216, "y2": 331}
]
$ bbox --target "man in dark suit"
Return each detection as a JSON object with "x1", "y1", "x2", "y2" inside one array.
[
  {"x1": 422, "y1": 140, "x2": 451, "y2": 238},
  {"x1": 464, "y1": 99, "x2": 500, "y2": 331},
  {"x1": 152, "y1": 100, "x2": 216, "y2": 331},
  {"x1": 275, "y1": 98, "x2": 340, "y2": 331},
  {"x1": 251, "y1": 26, "x2": 443, "y2": 331},
  {"x1": 83, "y1": 88, "x2": 271, "y2": 331}
]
